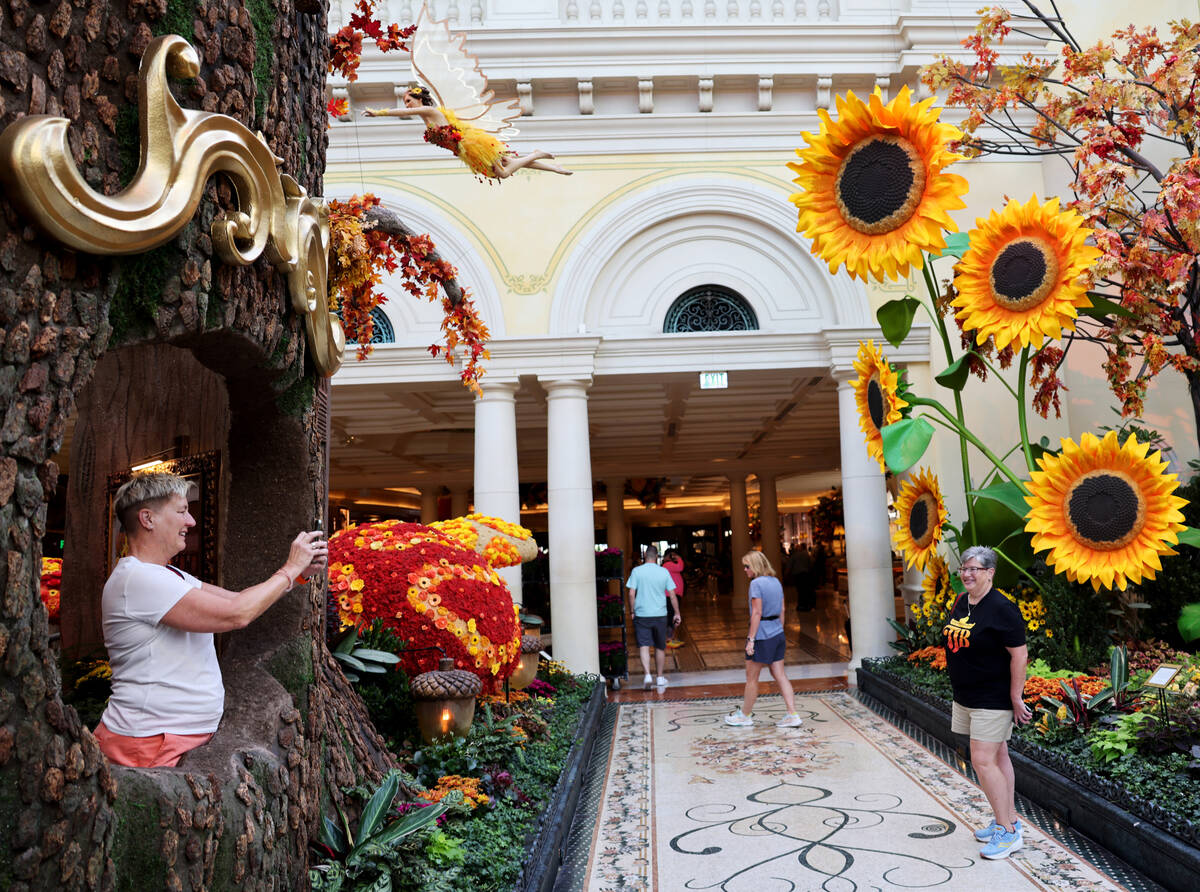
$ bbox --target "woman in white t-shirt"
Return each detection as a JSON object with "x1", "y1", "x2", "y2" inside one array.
[{"x1": 94, "y1": 471, "x2": 327, "y2": 768}]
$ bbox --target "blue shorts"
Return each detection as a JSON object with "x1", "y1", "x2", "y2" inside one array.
[{"x1": 747, "y1": 632, "x2": 786, "y2": 664}]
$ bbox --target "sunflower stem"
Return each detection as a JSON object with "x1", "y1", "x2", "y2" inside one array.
[
  {"x1": 994, "y1": 544, "x2": 1041, "y2": 590},
  {"x1": 1016, "y1": 346, "x2": 1036, "y2": 474},
  {"x1": 921, "y1": 254, "x2": 978, "y2": 544},
  {"x1": 910, "y1": 396, "x2": 1029, "y2": 491}
]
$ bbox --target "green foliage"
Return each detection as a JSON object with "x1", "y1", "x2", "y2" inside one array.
[
  {"x1": 1100, "y1": 749, "x2": 1200, "y2": 815},
  {"x1": 810, "y1": 488, "x2": 843, "y2": 545},
  {"x1": 876, "y1": 297, "x2": 921, "y2": 348},
  {"x1": 1026, "y1": 658, "x2": 1084, "y2": 680},
  {"x1": 275, "y1": 372, "x2": 317, "y2": 417},
  {"x1": 246, "y1": 0, "x2": 275, "y2": 123},
  {"x1": 1032, "y1": 566, "x2": 1112, "y2": 671},
  {"x1": 880, "y1": 417, "x2": 935, "y2": 473},
  {"x1": 411, "y1": 737, "x2": 479, "y2": 789},
  {"x1": 333, "y1": 625, "x2": 402, "y2": 683},
  {"x1": 108, "y1": 245, "x2": 183, "y2": 343},
  {"x1": 1089, "y1": 711, "x2": 1151, "y2": 764},
  {"x1": 310, "y1": 770, "x2": 451, "y2": 892},
  {"x1": 886, "y1": 617, "x2": 919, "y2": 654},
  {"x1": 1134, "y1": 704, "x2": 1200, "y2": 758},
  {"x1": 1139, "y1": 477, "x2": 1200, "y2": 646},
  {"x1": 152, "y1": 1, "x2": 197, "y2": 42}
]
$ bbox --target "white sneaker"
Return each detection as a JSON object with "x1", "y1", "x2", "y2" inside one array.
[
  {"x1": 724, "y1": 711, "x2": 754, "y2": 727},
  {"x1": 656, "y1": 676, "x2": 669, "y2": 688},
  {"x1": 776, "y1": 713, "x2": 803, "y2": 728},
  {"x1": 643, "y1": 674, "x2": 653, "y2": 690}
]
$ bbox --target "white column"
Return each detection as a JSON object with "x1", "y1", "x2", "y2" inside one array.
[
  {"x1": 757, "y1": 472, "x2": 782, "y2": 577},
  {"x1": 605, "y1": 477, "x2": 627, "y2": 594},
  {"x1": 419, "y1": 489, "x2": 438, "y2": 524},
  {"x1": 542, "y1": 377, "x2": 599, "y2": 673},
  {"x1": 474, "y1": 379, "x2": 523, "y2": 605},
  {"x1": 729, "y1": 474, "x2": 750, "y2": 598},
  {"x1": 450, "y1": 486, "x2": 470, "y2": 517},
  {"x1": 835, "y1": 372, "x2": 896, "y2": 673}
]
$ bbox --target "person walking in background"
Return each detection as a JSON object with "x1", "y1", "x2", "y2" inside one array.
[
  {"x1": 662, "y1": 548, "x2": 686, "y2": 648},
  {"x1": 786, "y1": 544, "x2": 814, "y2": 611},
  {"x1": 942, "y1": 545, "x2": 1032, "y2": 860},
  {"x1": 626, "y1": 545, "x2": 681, "y2": 689},
  {"x1": 726, "y1": 550, "x2": 802, "y2": 728}
]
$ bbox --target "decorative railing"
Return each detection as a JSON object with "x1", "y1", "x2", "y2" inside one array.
[{"x1": 327, "y1": 0, "x2": 843, "y2": 30}]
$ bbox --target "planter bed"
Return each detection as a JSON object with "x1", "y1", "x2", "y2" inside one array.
[
  {"x1": 858, "y1": 659, "x2": 1200, "y2": 892},
  {"x1": 517, "y1": 682, "x2": 607, "y2": 892}
]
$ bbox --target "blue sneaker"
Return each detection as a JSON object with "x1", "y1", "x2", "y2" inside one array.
[
  {"x1": 974, "y1": 817, "x2": 1020, "y2": 842},
  {"x1": 980, "y1": 824, "x2": 1023, "y2": 860}
]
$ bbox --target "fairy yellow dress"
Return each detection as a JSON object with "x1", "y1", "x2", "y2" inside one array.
[{"x1": 425, "y1": 108, "x2": 512, "y2": 179}]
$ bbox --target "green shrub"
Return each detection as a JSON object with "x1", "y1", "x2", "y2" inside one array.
[
  {"x1": 1138, "y1": 477, "x2": 1200, "y2": 647},
  {"x1": 1033, "y1": 565, "x2": 1111, "y2": 671}
]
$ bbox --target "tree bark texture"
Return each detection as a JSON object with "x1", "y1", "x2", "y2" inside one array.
[{"x1": 0, "y1": 2, "x2": 394, "y2": 889}]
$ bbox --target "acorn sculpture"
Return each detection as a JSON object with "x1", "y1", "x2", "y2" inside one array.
[{"x1": 411, "y1": 657, "x2": 484, "y2": 742}]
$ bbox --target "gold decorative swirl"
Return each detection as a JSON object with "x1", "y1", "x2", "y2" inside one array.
[
  {"x1": 0, "y1": 34, "x2": 344, "y2": 376},
  {"x1": 502, "y1": 273, "x2": 549, "y2": 295}
]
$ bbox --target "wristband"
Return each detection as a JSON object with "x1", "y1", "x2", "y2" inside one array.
[{"x1": 273, "y1": 569, "x2": 295, "y2": 588}]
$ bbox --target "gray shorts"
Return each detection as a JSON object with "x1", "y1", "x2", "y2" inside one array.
[
  {"x1": 747, "y1": 632, "x2": 786, "y2": 664},
  {"x1": 633, "y1": 615, "x2": 668, "y2": 649}
]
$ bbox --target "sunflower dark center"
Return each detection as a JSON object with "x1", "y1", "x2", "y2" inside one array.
[
  {"x1": 867, "y1": 376, "x2": 885, "y2": 429},
  {"x1": 1065, "y1": 471, "x2": 1145, "y2": 550},
  {"x1": 912, "y1": 492, "x2": 940, "y2": 547},
  {"x1": 835, "y1": 136, "x2": 926, "y2": 235},
  {"x1": 989, "y1": 237, "x2": 1060, "y2": 312}
]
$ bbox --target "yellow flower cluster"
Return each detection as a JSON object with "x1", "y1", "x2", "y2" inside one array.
[
  {"x1": 909, "y1": 554, "x2": 955, "y2": 646},
  {"x1": 468, "y1": 513, "x2": 532, "y2": 540},
  {"x1": 419, "y1": 775, "x2": 490, "y2": 810},
  {"x1": 479, "y1": 691, "x2": 529, "y2": 706},
  {"x1": 430, "y1": 517, "x2": 480, "y2": 549},
  {"x1": 1003, "y1": 585, "x2": 1053, "y2": 639}
]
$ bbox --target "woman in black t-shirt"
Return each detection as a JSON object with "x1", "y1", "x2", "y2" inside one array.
[{"x1": 942, "y1": 546, "x2": 1033, "y2": 860}]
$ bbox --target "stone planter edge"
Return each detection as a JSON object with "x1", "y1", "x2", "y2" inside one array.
[
  {"x1": 857, "y1": 660, "x2": 1200, "y2": 892},
  {"x1": 517, "y1": 680, "x2": 607, "y2": 892}
]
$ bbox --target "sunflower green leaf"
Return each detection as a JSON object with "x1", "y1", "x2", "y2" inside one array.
[
  {"x1": 880, "y1": 417, "x2": 935, "y2": 472},
  {"x1": 876, "y1": 297, "x2": 922, "y2": 348}
]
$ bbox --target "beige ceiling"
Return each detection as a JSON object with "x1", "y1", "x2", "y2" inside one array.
[{"x1": 329, "y1": 367, "x2": 845, "y2": 521}]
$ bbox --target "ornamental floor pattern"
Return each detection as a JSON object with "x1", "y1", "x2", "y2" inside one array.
[{"x1": 556, "y1": 690, "x2": 1164, "y2": 892}]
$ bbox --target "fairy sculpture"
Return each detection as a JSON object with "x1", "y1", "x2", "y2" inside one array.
[{"x1": 363, "y1": 5, "x2": 571, "y2": 180}]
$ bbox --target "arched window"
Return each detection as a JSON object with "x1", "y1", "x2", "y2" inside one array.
[
  {"x1": 345, "y1": 307, "x2": 396, "y2": 344},
  {"x1": 663, "y1": 285, "x2": 758, "y2": 333}
]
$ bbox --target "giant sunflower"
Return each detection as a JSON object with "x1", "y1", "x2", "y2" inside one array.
[
  {"x1": 788, "y1": 85, "x2": 968, "y2": 281},
  {"x1": 1024, "y1": 430, "x2": 1188, "y2": 591},
  {"x1": 852, "y1": 340, "x2": 908, "y2": 471},
  {"x1": 894, "y1": 467, "x2": 949, "y2": 571},
  {"x1": 952, "y1": 196, "x2": 1101, "y2": 350}
]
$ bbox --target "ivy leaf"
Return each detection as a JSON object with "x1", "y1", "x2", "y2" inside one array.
[
  {"x1": 935, "y1": 352, "x2": 976, "y2": 392},
  {"x1": 880, "y1": 417, "x2": 935, "y2": 473},
  {"x1": 1177, "y1": 526, "x2": 1200, "y2": 549},
  {"x1": 935, "y1": 232, "x2": 971, "y2": 259},
  {"x1": 1079, "y1": 292, "x2": 1134, "y2": 320},
  {"x1": 876, "y1": 297, "x2": 921, "y2": 348},
  {"x1": 968, "y1": 480, "x2": 1030, "y2": 521},
  {"x1": 1179, "y1": 603, "x2": 1200, "y2": 642}
]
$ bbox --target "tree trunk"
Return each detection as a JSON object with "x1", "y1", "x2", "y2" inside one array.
[{"x1": 0, "y1": 3, "x2": 394, "y2": 889}]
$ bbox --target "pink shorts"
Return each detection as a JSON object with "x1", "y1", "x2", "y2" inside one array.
[{"x1": 93, "y1": 721, "x2": 214, "y2": 768}]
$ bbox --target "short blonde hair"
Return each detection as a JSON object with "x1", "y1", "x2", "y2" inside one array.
[
  {"x1": 113, "y1": 471, "x2": 190, "y2": 532},
  {"x1": 741, "y1": 550, "x2": 776, "y2": 579}
]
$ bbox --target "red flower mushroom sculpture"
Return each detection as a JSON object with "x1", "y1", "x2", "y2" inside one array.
[{"x1": 328, "y1": 515, "x2": 537, "y2": 691}]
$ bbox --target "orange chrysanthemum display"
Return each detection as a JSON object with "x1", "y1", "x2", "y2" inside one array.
[
  {"x1": 1024, "y1": 431, "x2": 1188, "y2": 591},
  {"x1": 893, "y1": 468, "x2": 948, "y2": 571},
  {"x1": 952, "y1": 196, "x2": 1102, "y2": 350},
  {"x1": 328, "y1": 519, "x2": 534, "y2": 691},
  {"x1": 788, "y1": 86, "x2": 968, "y2": 281},
  {"x1": 852, "y1": 340, "x2": 908, "y2": 471}
]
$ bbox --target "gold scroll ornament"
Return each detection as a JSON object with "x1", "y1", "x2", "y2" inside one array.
[{"x1": 0, "y1": 35, "x2": 345, "y2": 376}]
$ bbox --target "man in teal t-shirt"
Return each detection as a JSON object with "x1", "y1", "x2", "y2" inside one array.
[{"x1": 626, "y1": 545, "x2": 680, "y2": 690}]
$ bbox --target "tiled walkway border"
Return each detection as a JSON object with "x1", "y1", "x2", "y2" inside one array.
[{"x1": 554, "y1": 688, "x2": 1165, "y2": 892}]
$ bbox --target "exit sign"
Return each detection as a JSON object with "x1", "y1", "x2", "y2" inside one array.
[{"x1": 699, "y1": 371, "x2": 728, "y2": 390}]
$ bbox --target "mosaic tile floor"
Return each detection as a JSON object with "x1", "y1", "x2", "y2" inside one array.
[{"x1": 558, "y1": 691, "x2": 1163, "y2": 892}]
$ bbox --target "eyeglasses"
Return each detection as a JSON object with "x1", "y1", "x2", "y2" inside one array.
[{"x1": 958, "y1": 565, "x2": 992, "y2": 576}]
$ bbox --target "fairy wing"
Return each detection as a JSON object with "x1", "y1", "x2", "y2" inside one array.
[{"x1": 410, "y1": 4, "x2": 520, "y2": 139}]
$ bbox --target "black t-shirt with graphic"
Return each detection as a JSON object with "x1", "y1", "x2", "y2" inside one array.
[{"x1": 942, "y1": 587, "x2": 1026, "y2": 709}]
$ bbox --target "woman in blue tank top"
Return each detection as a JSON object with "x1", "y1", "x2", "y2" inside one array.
[{"x1": 725, "y1": 551, "x2": 803, "y2": 728}]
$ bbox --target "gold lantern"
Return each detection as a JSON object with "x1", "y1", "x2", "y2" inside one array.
[
  {"x1": 508, "y1": 634, "x2": 543, "y2": 691},
  {"x1": 411, "y1": 658, "x2": 483, "y2": 743}
]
